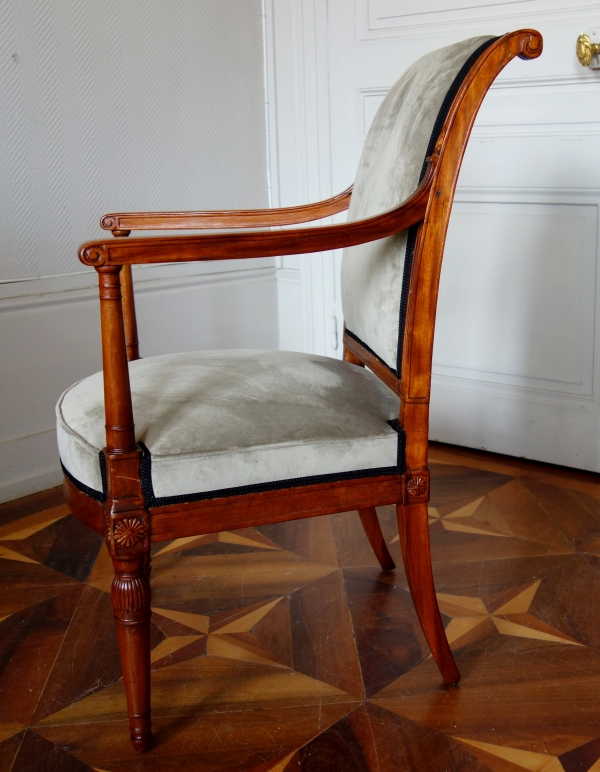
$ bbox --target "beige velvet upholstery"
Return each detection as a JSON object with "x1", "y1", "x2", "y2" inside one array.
[
  {"x1": 57, "y1": 37, "x2": 500, "y2": 505},
  {"x1": 57, "y1": 350, "x2": 401, "y2": 501},
  {"x1": 341, "y1": 35, "x2": 495, "y2": 372}
]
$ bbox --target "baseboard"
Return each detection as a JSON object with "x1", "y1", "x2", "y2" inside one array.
[
  {"x1": 0, "y1": 429, "x2": 63, "y2": 504},
  {"x1": 0, "y1": 264, "x2": 279, "y2": 505}
]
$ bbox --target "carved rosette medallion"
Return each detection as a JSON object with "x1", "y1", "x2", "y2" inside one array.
[
  {"x1": 404, "y1": 470, "x2": 429, "y2": 503},
  {"x1": 407, "y1": 476, "x2": 427, "y2": 498},
  {"x1": 114, "y1": 517, "x2": 145, "y2": 548}
]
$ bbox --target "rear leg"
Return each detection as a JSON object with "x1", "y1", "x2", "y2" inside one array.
[
  {"x1": 397, "y1": 501, "x2": 459, "y2": 684},
  {"x1": 358, "y1": 507, "x2": 395, "y2": 571}
]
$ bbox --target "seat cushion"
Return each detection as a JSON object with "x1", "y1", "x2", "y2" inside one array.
[{"x1": 56, "y1": 350, "x2": 403, "y2": 504}]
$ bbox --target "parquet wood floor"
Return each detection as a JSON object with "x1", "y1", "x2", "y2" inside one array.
[{"x1": 2, "y1": 443, "x2": 600, "y2": 771}]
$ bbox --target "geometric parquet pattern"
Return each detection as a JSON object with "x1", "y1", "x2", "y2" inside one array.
[{"x1": 3, "y1": 443, "x2": 600, "y2": 771}]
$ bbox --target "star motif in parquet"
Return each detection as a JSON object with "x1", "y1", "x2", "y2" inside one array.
[
  {"x1": 437, "y1": 579, "x2": 584, "y2": 650},
  {"x1": 453, "y1": 737, "x2": 566, "y2": 772},
  {"x1": 0, "y1": 504, "x2": 71, "y2": 564},
  {"x1": 150, "y1": 596, "x2": 293, "y2": 670},
  {"x1": 427, "y1": 496, "x2": 508, "y2": 537},
  {"x1": 3, "y1": 458, "x2": 600, "y2": 771}
]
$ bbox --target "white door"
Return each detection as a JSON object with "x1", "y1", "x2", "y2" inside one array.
[{"x1": 267, "y1": 0, "x2": 600, "y2": 472}]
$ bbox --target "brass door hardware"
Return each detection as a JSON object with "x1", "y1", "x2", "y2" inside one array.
[{"x1": 576, "y1": 33, "x2": 600, "y2": 67}]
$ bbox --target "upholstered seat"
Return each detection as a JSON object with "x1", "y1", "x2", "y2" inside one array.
[
  {"x1": 57, "y1": 350, "x2": 402, "y2": 502},
  {"x1": 58, "y1": 30, "x2": 542, "y2": 753}
]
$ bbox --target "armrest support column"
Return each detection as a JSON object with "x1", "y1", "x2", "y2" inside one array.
[
  {"x1": 97, "y1": 265, "x2": 136, "y2": 454},
  {"x1": 120, "y1": 265, "x2": 140, "y2": 361},
  {"x1": 111, "y1": 229, "x2": 140, "y2": 362}
]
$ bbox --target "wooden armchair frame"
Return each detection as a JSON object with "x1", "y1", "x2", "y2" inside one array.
[{"x1": 64, "y1": 30, "x2": 542, "y2": 752}]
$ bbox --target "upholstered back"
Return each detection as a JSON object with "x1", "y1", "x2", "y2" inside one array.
[{"x1": 341, "y1": 36, "x2": 496, "y2": 375}]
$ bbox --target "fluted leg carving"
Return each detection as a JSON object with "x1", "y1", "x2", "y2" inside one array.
[
  {"x1": 111, "y1": 554, "x2": 152, "y2": 752},
  {"x1": 396, "y1": 502, "x2": 459, "y2": 685}
]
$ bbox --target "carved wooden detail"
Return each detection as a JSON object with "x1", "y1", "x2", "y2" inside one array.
[
  {"x1": 78, "y1": 163, "x2": 434, "y2": 267},
  {"x1": 111, "y1": 571, "x2": 151, "y2": 614},
  {"x1": 110, "y1": 555, "x2": 152, "y2": 751},
  {"x1": 81, "y1": 245, "x2": 106, "y2": 265},
  {"x1": 114, "y1": 517, "x2": 146, "y2": 548},
  {"x1": 519, "y1": 31, "x2": 543, "y2": 60},
  {"x1": 407, "y1": 476, "x2": 427, "y2": 499},
  {"x1": 62, "y1": 30, "x2": 543, "y2": 753},
  {"x1": 100, "y1": 185, "x2": 353, "y2": 232},
  {"x1": 404, "y1": 470, "x2": 430, "y2": 503}
]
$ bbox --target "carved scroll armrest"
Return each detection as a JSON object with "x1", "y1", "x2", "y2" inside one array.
[
  {"x1": 100, "y1": 186, "x2": 353, "y2": 234},
  {"x1": 80, "y1": 162, "x2": 434, "y2": 267}
]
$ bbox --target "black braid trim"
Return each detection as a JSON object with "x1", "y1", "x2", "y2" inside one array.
[
  {"x1": 139, "y1": 442, "x2": 155, "y2": 504},
  {"x1": 387, "y1": 418, "x2": 406, "y2": 470},
  {"x1": 99, "y1": 451, "x2": 107, "y2": 499},
  {"x1": 344, "y1": 327, "x2": 397, "y2": 376},
  {"x1": 395, "y1": 35, "x2": 499, "y2": 376},
  {"x1": 138, "y1": 433, "x2": 406, "y2": 508},
  {"x1": 63, "y1": 427, "x2": 407, "y2": 509},
  {"x1": 61, "y1": 460, "x2": 106, "y2": 503},
  {"x1": 395, "y1": 223, "x2": 419, "y2": 377}
]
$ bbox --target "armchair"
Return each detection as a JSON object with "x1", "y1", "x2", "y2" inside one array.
[{"x1": 56, "y1": 29, "x2": 542, "y2": 752}]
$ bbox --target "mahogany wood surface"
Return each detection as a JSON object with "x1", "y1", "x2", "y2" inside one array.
[
  {"x1": 399, "y1": 29, "x2": 542, "y2": 479},
  {"x1": 8, "y1": 447, "x2": 600, "y2": 771},
  {"x1": 78, "y1": 165, "x2": 433, "y2": 267},
  {"x1": 343, "y1": 331, "x2": 400, "y2": 395},
  {"x1": 111, "y1": 553, "x2": 152, "y2": 752},
  {"x1": 62, "y1": 469, "x2": 403, "y2": 543},
  {"x1": 110, "y1": 231, "x2": 140, "y2": 362},
  {"x1": 397, "y1": 501, "x2": 459, "y2": 684},
  {"x1": 120, "y1": 264, "x2": 140, "y2": 362},
  {"x1": 342, "y1": 341, "x2": 365, "y2": 367},
  {"x1": 100, "y1": 186, "x2": 353, "y2": 232},
  {"x1": 62, "y1": 30, "x2": 542, "y2": 752},
  {"x1": 62, "y1": 476, "x2": 104, "y2": 536},
  {"x1": 150, "y1": 475, "x2": 403, "y2": 543},
  {"x1": 358, "y1": 507, "x2": 396, "y2": 571}
]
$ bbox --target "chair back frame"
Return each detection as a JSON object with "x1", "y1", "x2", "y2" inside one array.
[{"x1": 61, "y1": 29, "x2": 542, "y2": 753}]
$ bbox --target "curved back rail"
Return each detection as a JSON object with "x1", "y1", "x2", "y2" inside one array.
[
  {"x1": 398, "y1": 30, "x2": 541, "y2": 474},
  {"x1": 82, "y1": 30, "x2": 541, "y2": 464}
]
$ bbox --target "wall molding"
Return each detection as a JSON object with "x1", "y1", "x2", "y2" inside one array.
[
  {"x1": 268, "y1": 0, "x2": 600, "y2": 472},
  {"x1": 266, "y1": 0, "x2": 344, "y2": 358},
  {"x1": 0, "y1": 264, "x2": 276, "y2": 314},
  {"x1": 434, "y1": 196, "x2": 599, "y2": 405},
  {"x1": 471, "y1": 123, "x2": 600, "y2": 139},
  {"x1": 431, "y1": 371, "x2": 600, "y2": 408},
  {"x1": 0, "y1": 429, "x2": 63, "y2": 505},
  {"x1": 490, "y1": 73, "x2": 600, "y2": 90},
  {"x1": 429, "y1": 375, "x2": 600, "y2": 471},
  {"x1": 0, "y1": 263, "x2": 278, "y2": 505},
  {"x1": 358, "y1": 0, "x2": 600, "y2": 41},
  {"x1": 358, "y1": 82, "x2": 600, "y2": 141},
  {"x1": 454, "y1": 186, "x2": 600, "y2": 202}
]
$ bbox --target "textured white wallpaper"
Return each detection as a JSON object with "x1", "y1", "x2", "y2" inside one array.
[{"x1": 0, "y1": 0, "x2": 268, "y2": 280}]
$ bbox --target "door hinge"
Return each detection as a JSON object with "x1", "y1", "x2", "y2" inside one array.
[{"x1": 330, "y1": 315, "x2": 338, "y2": 351}]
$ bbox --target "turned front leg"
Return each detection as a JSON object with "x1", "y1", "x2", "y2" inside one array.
[
  {"x1": 97, "y1": 265, "x2": 153, "y2": 751},
  {"x1": 111, "y1": 553, "x2": 152, "y2": 752}
]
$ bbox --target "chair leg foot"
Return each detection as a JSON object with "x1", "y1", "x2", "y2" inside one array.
[
  {"x1": 396, "y1": 502, "x2": 460, "y2": 685},
  {"x1": 358, "y1": 507, "x2": 395, "y2": 570},
  {"x1": 111, "y1": 554, "x2": 153, "y2": 752},
  {"x1": 130, "y1": 721, "x2": 153, "y2": 752}
]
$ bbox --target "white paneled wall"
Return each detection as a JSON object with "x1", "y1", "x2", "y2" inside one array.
[
  {"x1": 266, "y1": 0, "x2": 600, "y2": 472},
  {"x1": 0, "y1": 0, "x2": 277, "y2": 503}
]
